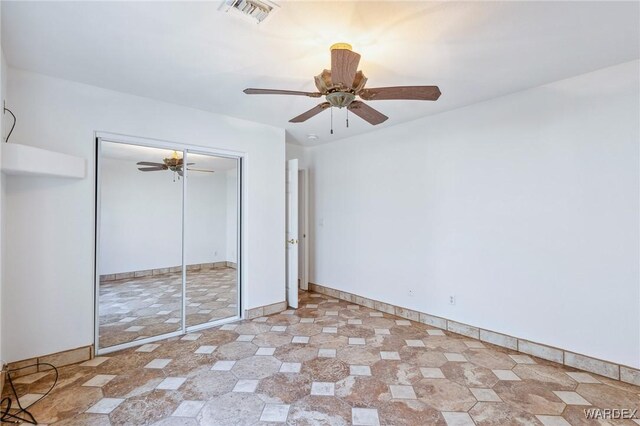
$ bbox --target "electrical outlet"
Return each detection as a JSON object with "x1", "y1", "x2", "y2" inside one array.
[{"x1": 449, "y1": 295, "x2": 456, "y2": 305}]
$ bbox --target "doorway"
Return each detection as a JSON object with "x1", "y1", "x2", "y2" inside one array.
[
  {"x1": 94, "y1": 134, "x2": 243, "y2": 354},
  {"x1": 285, "y1": 161, "x2": 310, "y2": 309}
]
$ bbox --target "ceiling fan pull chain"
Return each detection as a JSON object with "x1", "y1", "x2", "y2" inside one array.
[
  {"x1": 346, "y1": 108, "x2": 349, "y2": 128},
  {"x1": 330, "y1": 106, "x2": 334, "y2": 135}
]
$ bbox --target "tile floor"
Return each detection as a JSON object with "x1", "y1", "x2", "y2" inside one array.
[
  {"x1": 99, "y1": 267, "x2": 238, "y2": 348},
  {"x1": 4, "y1": 291, "x2": 640, "y2": 425}
]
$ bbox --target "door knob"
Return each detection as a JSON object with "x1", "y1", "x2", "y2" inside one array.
[{"x1": 287, "y1": 239, "x2": 298, "y2": 244}]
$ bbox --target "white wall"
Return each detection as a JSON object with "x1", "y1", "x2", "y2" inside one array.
[
  {"x1": 308, "y1": 61, "x2": 640, "y2": 368},
  {"x1": 185, "y1": 172, "x2": 230, "y2": 266},
  {"x1": 286, "y1": 142, "x2": 308, "y2": 169},
  {"x1": 0, "y1": 3, "x2": 5, "y2": 364},
  {"x1": 99, "y1": 156, "x2": 233, "y2": 274},
  {"x1": 2, "y1": 69, "x2": 285, "y2": 362}
]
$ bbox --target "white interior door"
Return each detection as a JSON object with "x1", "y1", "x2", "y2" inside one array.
[
  {"x1": 298, "y1": 169, "x2": 309, "y2": 291},
  {"x1": 286, "y1": 159, "x2": 299, "y2": 308}
]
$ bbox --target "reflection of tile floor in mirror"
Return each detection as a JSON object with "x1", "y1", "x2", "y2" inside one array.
[
  {"x1": 9, "y1": 291, "x2": 640, "y2": 425},
  {"x1": 99, "y1": 267, "x2": 238, "y2": 348}
]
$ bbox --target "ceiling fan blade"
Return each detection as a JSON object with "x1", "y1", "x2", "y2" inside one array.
[
  {"x1": 138, "y1": 166, "x2": 167, "y2": 171},
  {"x1": 136, "y1": 161, "x2": 166, "y2": 167},
  {"x1": 359, "y1": 86, "x2": 441, "y2": 101},
  {"x1": 352, "y1": 71, "x2": 368, "y2": 92},
  {"x1": 348, "y1": 101, "x2": 388, "y2": 125},
  {"x1": 177, "y1": 170, "x2": 184, "y2": 177},
  {"x1": 243, "y1": 88, "x2": 322, "y2": 98},
  {"x1": 314, "y1": 69, "x2": 332, "y2": 93},
  {"x1": 331, "y1": 48, "x2": 361, "y2": 88},
  {"x1": 187, "y1": 168, "x2": 215, "y2": 173},
  {"x1": 289, "y1": 102, "x2": 331, "y2": 123}
]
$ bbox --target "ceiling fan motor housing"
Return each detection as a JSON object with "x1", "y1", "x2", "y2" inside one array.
[{"x1": 326, "y1": 91, "x2": 355, "y2": 108}]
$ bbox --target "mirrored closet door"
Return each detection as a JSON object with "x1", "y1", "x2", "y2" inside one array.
[
  {"x1": 95, "y1": 137, "x2": 241, "y2": 354},
  {"x1": 184, "y1": 151, "x2": 240, "y2": 328}
]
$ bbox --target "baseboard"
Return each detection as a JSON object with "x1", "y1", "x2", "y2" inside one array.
[
  {"x1": 244, "y1": 300, "x2": 288, "y2": 319},
  {"x1": 0, "y1": 366, "x2": 5, "y2": 398},
  {"x1": 309, "y1": 282, "x2": 640, "y2": 387},
  {"x1": 101, "y1": 261, "x2": 233, "y2": 282},
  {"x1": 5, "y1": 345, "x2": 93, "y2": 378}
]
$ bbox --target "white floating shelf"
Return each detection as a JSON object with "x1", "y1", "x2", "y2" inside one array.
[{"x1": 1, "y1": 143, "x2": 86, "y2": 179}]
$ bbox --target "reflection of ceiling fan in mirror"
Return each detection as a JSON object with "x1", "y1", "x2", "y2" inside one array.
[{"x1": 136, "y1": 151, "x2": 215, "y2": 179}]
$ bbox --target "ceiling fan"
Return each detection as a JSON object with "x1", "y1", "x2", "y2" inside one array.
[
  {"x1": 243, "y1": 43, "x2": 441, "y2": 131},
  {"x1": 136, "y1": 151, "x2": 215, "y2": 178}
]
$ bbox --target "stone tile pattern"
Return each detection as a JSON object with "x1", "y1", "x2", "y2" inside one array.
[
  {"x1": 311, "y1": 282, "x2": 640, "y2": 386},
  {"x1": 3, "y1": 291, "x2": 639, "y2": 425},
  {"x1": 7, "y1": 346, "x2": 93, "y2": 379},
  {"x1": 99, "y1": 267, "x2": 238, "y2": 347}
]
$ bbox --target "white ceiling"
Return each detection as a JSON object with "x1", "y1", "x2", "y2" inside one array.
[
  {"x1": 2, "y1": 1, "x2": 638, "y2": 146},
  {"x1": 101, "y1": 141, "x2": 238, "y2": 171}
]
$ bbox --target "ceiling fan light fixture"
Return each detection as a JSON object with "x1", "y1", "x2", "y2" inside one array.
[
  {"x1": 330, "y1": 42, "x2": 352, "y2": 51},
  {"x1": 243, "y1": 44, "x2": 441, "y2": 127},
  {"x1": 326, "y1": 91, "x2": 355, "y2": 108}
]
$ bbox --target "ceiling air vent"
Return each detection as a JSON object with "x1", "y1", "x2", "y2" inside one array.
[{"x1": 221, "y1": 0, "x2": 279, "y2": 24}]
